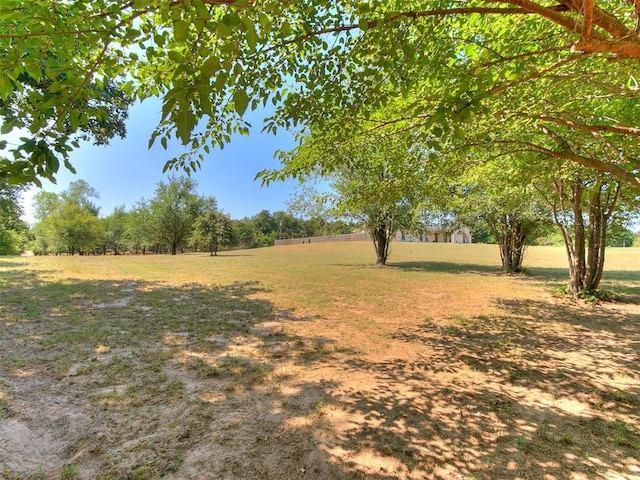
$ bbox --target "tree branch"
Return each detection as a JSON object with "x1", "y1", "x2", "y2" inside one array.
[
  {"x1": 506, "y1": 112, "x2": 640, "y2": 136},
  {"x1": 490, "y1": 139, "x2": 640, "y2": 188}
]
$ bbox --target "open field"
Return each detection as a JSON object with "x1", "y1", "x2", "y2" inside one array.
[{"x1": 0, "y1": 242, "x2": 639, "y2": 480}]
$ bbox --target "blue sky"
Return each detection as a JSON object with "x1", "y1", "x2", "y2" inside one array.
[{"x1": 21, "y1": 100, "x2": 301, "y2": 223}]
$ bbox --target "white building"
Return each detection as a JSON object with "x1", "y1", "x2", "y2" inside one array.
[{"x1": 396, "y1": 226, "x2": 472, "y2": 244}]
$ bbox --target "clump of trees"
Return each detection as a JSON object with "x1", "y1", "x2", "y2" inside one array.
[{"x1": 22, "y1": 176, "x2": 354, "y2": 256}]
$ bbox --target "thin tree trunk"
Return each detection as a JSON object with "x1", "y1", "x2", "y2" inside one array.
[{"x1": 371, "y1": 221, "x2": 390, "y2": 266}]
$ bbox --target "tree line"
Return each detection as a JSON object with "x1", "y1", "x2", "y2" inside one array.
[{"x1": 14, "y1": 177, "x2": 352, "y2": 256}]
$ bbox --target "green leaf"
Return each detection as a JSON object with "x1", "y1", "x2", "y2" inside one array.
[
  {"x1": 25, "y1": 64, "x2": 42, "y2": 83},
  {"x1": 193, "y1": 0, "x2": 210, "y2": 19},
  {"x1": 214, "y1": 72, "x2": 228, "y2": 92},
  {"x1": 223, "y1": 13, "x2": 241, "y2": 27},
  {"x1": 258, "y1": 13, "x2": 271, "y2": 33},
  {"x1": 167, "y1": 50, "x2": 184, "y2": 63},
  {"x1": 0, "y1": 120, "x2": 14, "y2": 135},
  {"x1": 133, "y1": 0, "x2": 154, "y2": 8},
  {"x1": 198, "y1": 84, "x2": 212, "y2": 115},
  {"x1": 174, "y1": 20, "x2": 189, "y2": 42},
  {"x1": 175, "y1": 107, "x2": 196, "y2": 144},
  {"x1": 0, "y1": 76, "x2": 12, "y2": 101},
  {"x1": 45, "y1": 152, "x2": 59, "y2": 174},
  {"x1": 245, "y1": 22, "x2": 258, "y2": 49},
  {"x1": 200, "y1": 57, "x2": 220, "y2": 78},
  {"x1": 233, "y1": 88, "x2": 249, "y2": 116}
]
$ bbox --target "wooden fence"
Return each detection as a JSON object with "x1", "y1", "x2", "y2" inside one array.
[{"x1": 274, "y1": 232, "x2": 370, "y2": 246}]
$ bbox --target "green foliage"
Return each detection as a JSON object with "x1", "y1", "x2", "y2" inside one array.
[
  {"x1": 0, "y1": 180, "x2": 27, "y2": 254},
  {"x1": 102, "y1": 205, "x2": 129, "y2": 254},
  {"x1": 30, "y1": 180, "x2": 104, "y2": 254},
  {"x1": 0, "y1": 227, "x2": 25, "y2": 255},
  {"x1": 122, "y1": 200, "x2": 153, "y2": 254},
  {"x1": 191, "y1": 209, "x2": 237, "y2": 255},
  {"x1": 148, "y1": 176, "x2": 210, "y2": 255},
  {"x1": 49, "y1": 203, "x2": 105, "y2": 255},
  {"x1": 273, "y1": 126, "x2": 430, "y2": 264},
  {"x1": 554, "y1": 285, "x2": 618, "y2": 304},
  {"x1": 2, "y1": 0, "x2": 640, "y2": 188}
]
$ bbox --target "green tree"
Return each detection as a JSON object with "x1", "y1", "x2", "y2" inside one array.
[
  {"x1": 233, "y1": 218, "x2": 258, "y2": 250},
  {"x1": 0, "y1": 181, "x2": 28, "y2": 255},
  {"x1": 191, "y1": 209, "x2": 237, "y2": 255},
  {"x1": 250, "y1": 210, "x2": 278, "y2": 247},
  {"x1": 453, "y1": 157, "x2": 553, "y2": 272},
  {"x1": 149, "y1": 176, "x2": 208, "y2": 255},
  {"x1": 125, "y1": 200, "x2": 156, "y2": 254},
  {"x1": 61, "y1": 179, "x2": 101, "y2": 216},
  {"x1": 298, "y1": 133, "x2": 428, "y2": 265},
  {"x1": 31, "y1": 180, "x2": 104, "y2": 254},
  {"x1": 606, "y1": 225, "x2": 636, "y2": 247},
  {"x1": 103, "y1": 205, "x2": 129, "y2": 254},
  {"x1": 50, "y1": 203, "x2": 105, "y2": 255}
]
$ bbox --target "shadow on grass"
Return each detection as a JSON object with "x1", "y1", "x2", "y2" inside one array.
[
  {"x1": 0, "y1": 259, "x2": 29, "y2": 269},
  {"x1": 0, "y1": 263, "x2": 638, "y2": 479},
  {"x1": 387, "y1": 260, "x2": 639, "y2": 299},
  {"x1": 347, "y1": 299, "x2": 640, "y2": 478},
  {"x1": 388, "y1": 261, "x2": 500, "y2": 275},
  {"x1": 0, "y1": 263, "x2": 365, "y2": 479}
]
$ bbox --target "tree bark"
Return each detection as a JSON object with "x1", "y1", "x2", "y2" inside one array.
[
  {"x1": 550, "y1": 176, "x2": 621, "y2": 295},
  {"x1": 371, "y1": 221, "x2": 390, "y2": 266}
]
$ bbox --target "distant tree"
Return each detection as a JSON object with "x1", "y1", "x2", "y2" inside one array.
[
  {"x1": 31, "y1": 180, "x2": 104, "y2": 255},
  {"x1": 32, "y1": 191, "x2": 60, "y2": 221},
  {"x1": 0, "y1": 181, "x2": 28, "y2": 255},
  {"x1": 61, "y1": 179, "x2": 101, "y2": 216},
  {"x1": 191, "y1": 209, "x2": 237, "y2": 255},
  {"x1": 233, "y1": 219, "x2": 258, "y2": 250},
  {"x1": 148, "y1": 176, "x2": 207, "y2": 255},
  {"x1": 103, "y1": 205, "x2": 129, "y2": 254},
  {"x1": 319, "y1": 136, "x2": 427, "y2": 265},
  {"x1": 124, "y1": 200, "x2": 155, "y2": 254},
  {"x1": 606, "y1": 225, "x2": 636, "y2": 247},
  {"x1": 50, "y1": 203, "x2": 105, "y2": 255},
  {"x1": 453, "y1": 160, "x2": 553, "y2": 272},
  {"x1": 286, "y1": 184, "x2": 333, "y2": 236},
  {"x1": 251, "y1": 210, "x2": 278, "y2": 246}
]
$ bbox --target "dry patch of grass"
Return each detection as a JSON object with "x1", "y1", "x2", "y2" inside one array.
[{"x1": 0, "y1": 243, "x2": 638, "y2": 479}]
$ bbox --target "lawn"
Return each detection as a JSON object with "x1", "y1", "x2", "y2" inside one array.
[{"x1": 0, "y1": 242, "x2": 638, "y2": 480}]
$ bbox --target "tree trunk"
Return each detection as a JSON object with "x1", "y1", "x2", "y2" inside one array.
[
  {"x1": 371, "y1": 222, "x2": 390, "y2": 266},
  {"x1": 497, "y1": 214, "x2": 527, "y2": 273},
  {"x1": 171, "y1": 242, "x2": 177, "y2": 255},
  {"x1": 550, "y1": 177, "x2": 621, "y2": 296}
]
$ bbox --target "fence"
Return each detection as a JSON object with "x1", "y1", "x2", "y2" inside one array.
[{"x1": 274, "y1": 232, "x2": 370, "y2": 246}]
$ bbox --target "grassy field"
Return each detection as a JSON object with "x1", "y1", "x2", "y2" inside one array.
[{"x1": 0, "y1": 242, "x2": 638, "y2": 479}]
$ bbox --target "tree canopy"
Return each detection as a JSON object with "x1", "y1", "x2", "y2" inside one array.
[{"x1": 2, "y1": 0, "x2": 640, "y2": 187}]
